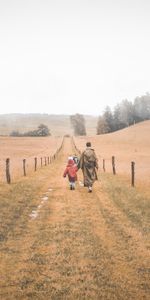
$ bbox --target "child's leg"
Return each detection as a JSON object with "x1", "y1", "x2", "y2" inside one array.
[
  {"x1": 72, "y1": 182, "x2": 75, "y2": 190},
  {"x1": 69, "y1": 181, "x2": 72, "y2": 190},
  {"x1": 69, "y1": 181, "x2": 75, "y2": 190},
  {"x1": 68, "y1": 176, "x2": 76, "y2": 190}
]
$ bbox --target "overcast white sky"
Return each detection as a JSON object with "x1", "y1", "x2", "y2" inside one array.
[{"x1": 0, "y1": 0, "x2": 150, "y2": 115}]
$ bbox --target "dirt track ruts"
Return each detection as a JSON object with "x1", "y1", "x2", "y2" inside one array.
[{"x1": 0, "y1": 137, "x2": 150, "y2": 300}]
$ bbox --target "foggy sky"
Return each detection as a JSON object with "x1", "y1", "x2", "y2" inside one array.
[{"x1": 0, "y1": 0, "x2": 150, "y2": 115}]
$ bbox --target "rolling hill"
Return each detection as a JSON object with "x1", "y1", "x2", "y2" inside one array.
[
  {"x1": 74, "y1": 120, "x2": 150, "y2": 187},
  {"x1": 0, "y1": 113, "x2": 98, "y2": 136}
]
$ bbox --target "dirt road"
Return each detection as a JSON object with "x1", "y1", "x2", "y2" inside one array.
[{"x1": 0, "y1": 138, "x2": 150, "y2": 299}]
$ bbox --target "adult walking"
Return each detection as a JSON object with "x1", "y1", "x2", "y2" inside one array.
[{"x1": 78, "y1": 142, "x2": 98, "y2": 192}]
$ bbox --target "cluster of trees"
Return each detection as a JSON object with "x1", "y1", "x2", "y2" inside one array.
[
  {"x1": 9, "y1": 94, "x2": 148, "y2": 137},
  {"x1": 10, "y1": 124, "x2": 51, "y2": 137},
  {"x1": 70, "y1": 113, "x2": 86, "y2": 136},
  {"x1": 97, "y1": 93, "x2": 150, "y2": 134}
]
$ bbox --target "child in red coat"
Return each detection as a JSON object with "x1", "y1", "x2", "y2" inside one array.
[{"x1": 63, "y1": 157, "x2": 78, "y2": 190}]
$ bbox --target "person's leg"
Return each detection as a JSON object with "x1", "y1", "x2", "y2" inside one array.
[
  {"x1": 72, "y1": 182, "x2": 75, "y2": 190},
  {"x1": 69, "y1": 180, "x2": 72, "y2": 190}
]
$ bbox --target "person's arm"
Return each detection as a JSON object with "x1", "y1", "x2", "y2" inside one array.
[
  {"x1": 78, "y1": 152, "x2": 84, "y2": 169},
  {"x1": 75, "y1": 165, "x2": 78, "y2": 172},
  {"x1": 63, "y1": 167, "x2": 68, "y2": 177}
]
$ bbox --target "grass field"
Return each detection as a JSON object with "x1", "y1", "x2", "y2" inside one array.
[
  {"x1": 74, "y1": 120, "x2": 150, "y2": 193},
  {"x1": 0, "y1": 122, "x2": 150, "y2": 299},
  {"x1": 0, "y1": 136, "x2": 62, "y2": 182}
]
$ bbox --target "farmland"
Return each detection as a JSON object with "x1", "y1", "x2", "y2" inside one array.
[
  {"x1": 0, "y1": 121, "x2": 150, "y2": 299},
  {"x1": 74, "y1": 120, "x2": 150, "y2": 192},
  {"x1": 0, "y1": 136, "x2": 63, "y2": 182}
]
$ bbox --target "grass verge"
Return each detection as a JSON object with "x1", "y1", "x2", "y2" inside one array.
[
  {"x1": 0, "y1": 165, "x2": 52, "y2": 244},
  {"x1": 101, "y1": 173, "x2": 150, "y2": 236}
]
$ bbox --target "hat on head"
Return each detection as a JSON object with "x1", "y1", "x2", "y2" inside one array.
[
  {"x1": 68, "y1": 158, "x2": 74, "y2": 165},
  {"x1": 68, "y1": 156, "x2": 73, "y2": 160}
]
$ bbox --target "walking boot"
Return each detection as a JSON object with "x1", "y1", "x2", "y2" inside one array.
[{"x1": 88, "y1": 186, "x2": 92, "y2": 193}]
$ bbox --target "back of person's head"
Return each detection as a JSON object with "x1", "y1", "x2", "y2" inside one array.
[
  {"x1": 68, "y1": 157, "x2": 74, "y2": 165},
  {"x1": 86, "y1": 142, "x2": 91, "y2": 147}
]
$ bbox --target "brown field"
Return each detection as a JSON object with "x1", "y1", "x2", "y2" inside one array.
[
  {"x1": 74, "y1": 120, "x2": 150, "y2": 192},
  {"x1": 0, "y1": 136, "x2": 62, "y2": 182},
  {"x1": 0, "y1": 122, "x2": 150, "y2": 299}
]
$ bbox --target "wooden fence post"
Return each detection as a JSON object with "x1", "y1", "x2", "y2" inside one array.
[
  {"x1": 34, "y1": 157, "x2": 37, "y2": 171},
  {"x1": 23, "y1": 159, "x2": 26, "y2": 176},
  {"x1": 6, "y1": 158, "x2": 11, "y2": 184},
  {"x1": 45, "y1": 157, "x2": 47, "y2": 166},
  {"x1": 48, "y1": 157, "x2": 50, "y2": 164},
  {"x1": 103, "y1": 159, "x2": 105, "y2": 172},
  {"x1": 112, "y1": 156, "x2": 116, "y2": 175},
  {"x1": 131, "y1": 161, "x2": 135, "y2": 187},
  {"x1": 40, "y1": 157, "x2": 43, "y2": 167}
]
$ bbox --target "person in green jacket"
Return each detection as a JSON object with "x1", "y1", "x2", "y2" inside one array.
[{"x1": 78, "y1": 142, "x2": 98, "y2": 193}]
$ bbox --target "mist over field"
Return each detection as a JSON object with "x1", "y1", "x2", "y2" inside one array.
[
  {"x1": 0, "y1": 0, "x2": 150, "y2": 115},
  {"x1": 0, "y1": 113, "x2": 98, "y2": 136}
]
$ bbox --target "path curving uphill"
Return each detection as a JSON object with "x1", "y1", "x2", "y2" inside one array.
[{"x1": 0, "y1": 137, "x2": 149, "y2": 300}]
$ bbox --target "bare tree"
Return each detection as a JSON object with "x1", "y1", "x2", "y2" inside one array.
[{"x1": 70, "y1": 114, "x2": 86, "y2": 136}]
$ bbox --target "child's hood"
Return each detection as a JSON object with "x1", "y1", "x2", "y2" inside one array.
[{"x1": 67, "y1": 159, "x2": 75, "y2": 166}]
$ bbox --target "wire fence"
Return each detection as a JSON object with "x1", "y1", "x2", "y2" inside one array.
[
  {"x1": 72, "y1": 137, "x2": 150, "y2": 188},
  {"x1": 0, "y1": 136, "x2": 64, "y2": 183}
]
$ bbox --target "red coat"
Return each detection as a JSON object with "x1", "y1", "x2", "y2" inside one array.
[{"x1": 63, "y1": 159, "x2": 78, "y2": 182}]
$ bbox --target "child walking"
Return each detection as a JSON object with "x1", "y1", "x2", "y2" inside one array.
[{"x1": 63, "y1": 157, "x2": 78, "y2": 190}]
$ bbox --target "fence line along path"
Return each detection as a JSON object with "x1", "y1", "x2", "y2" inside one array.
[
  {"x1": 0, "y1": 136, "x2": 64, "y2": 183},
  {"x1": 0, "y1": 136, "x2": 149, "y2": 300}
]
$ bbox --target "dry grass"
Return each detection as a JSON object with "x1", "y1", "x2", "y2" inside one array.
[
  {"x1": 74, "y1": 120, "x2": 150, "y2": 193},
  {"x1": 0, "y1": 136, "x2": 62, "y2": 182},
  {"x1": 0, "y1": 137, "x2": 150, "y2": 299},
  {"x1": 1, "y1": 121, "x2": 150, "y2": 299},
  {"x1": 101, "y1": 173, "x2": 150, "y2": 234}
]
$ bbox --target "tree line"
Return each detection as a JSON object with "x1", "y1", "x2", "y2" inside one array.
[
  {"x1": 10, "y1": 124, "x2": 51, "y2": 137},
  {"x1": 8, "y1": 93, "x2": 150, "y2": 137},
  {"x1": 70, "y1": 93, "x2": 150, "y2": 135},
  {"x1": 97, "y1": 93, "x2": 150, "y2": 134}
]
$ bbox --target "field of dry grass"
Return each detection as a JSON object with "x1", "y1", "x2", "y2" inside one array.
[
  {"x1": 0, "y1": 136, "x2": 62, "y2": 182},
  {"x1": 0, "y1": 122, "x2": 150, "y2": 299},
  {"x1": 74, "y1": 120, "x2": 150, "y2": 193}
]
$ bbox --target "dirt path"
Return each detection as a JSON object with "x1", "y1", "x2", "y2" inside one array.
[{"x1": 0, "y1": 138, "x2": 150, "y2": 299}]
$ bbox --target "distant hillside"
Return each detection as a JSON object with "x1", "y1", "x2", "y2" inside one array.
[
  {"x1": 74, "y1": 120, "x2": 150, "y2": 187},
  {"x1": 0, "y1": 114, "x2": 98, "y2": 136}
]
